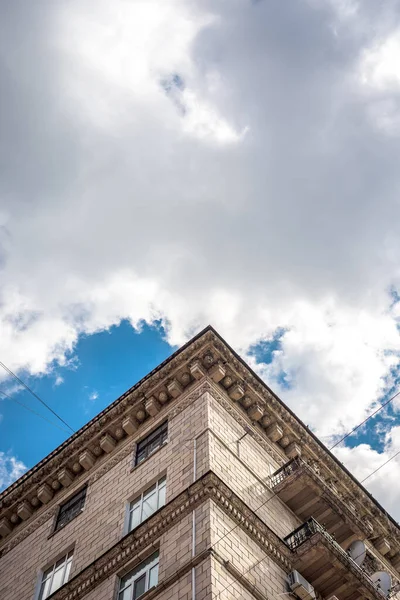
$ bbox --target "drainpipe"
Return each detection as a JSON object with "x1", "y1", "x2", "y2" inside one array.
[{"x1": 192, "y1": 438, "x2": 197, "y2": 600}]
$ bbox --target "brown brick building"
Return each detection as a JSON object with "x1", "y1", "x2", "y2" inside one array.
[{"x1": 0, "y1": 326, "x2": 399, "y2": 600}]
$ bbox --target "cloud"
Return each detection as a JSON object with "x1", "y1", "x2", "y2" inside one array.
[
  {"x1": 1, "y1": 0, "x2": 400, "y2": 507},
  {"x1": 54, "y1": 375, "x2": 64, "y2": 387},
  {"x1": 89, "y1": 391, "x2": 99, "y2": 402},
  {"x1": 0, "y1": 452, "x2": 26, "y2": 491},
  {"x1": 361, "y1": 30, "x2": 400, "y2": 90},
  {"x1": 248, "y1": 301, "x2": 400, "y2": 439},
  {"x1": 334, "y1": 426, "x2": 400, "y2": 521}
]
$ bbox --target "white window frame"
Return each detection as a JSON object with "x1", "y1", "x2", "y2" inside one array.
[
  {"x1": 125, "y1": 476, "x2": 166, "y2": 534},
  {"x1": 118, "y1": 551, "x2": 159, "y2": 600},
  {"x1": 36, "y1": 550, "x2": 73, "y2": 600}
]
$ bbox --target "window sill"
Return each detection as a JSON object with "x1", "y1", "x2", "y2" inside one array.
[{"x1": 130, "y1": 441, "x2": 168, "y2": 473}]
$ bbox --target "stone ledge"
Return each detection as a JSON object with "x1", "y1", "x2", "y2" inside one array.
[
  {"x1": 46, "y1": 470, "x2": 291, "y2": 600},
  {"x1": 0, "y1": 329, "x2": 216, "y2": 509}
]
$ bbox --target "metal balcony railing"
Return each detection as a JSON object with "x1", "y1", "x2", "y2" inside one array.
[
  {"x1": 284, "y1": 517, "x2": 320, "y2": 551},
  {"x1": 284, "y1": 518, "x2": 387, "y2": 597},
  {"x1": 269, "y1": 457, "x2": 302, "y2": 487},
  {"x1": 269, "y1": 457, "x2": 368, "y2": 546}
]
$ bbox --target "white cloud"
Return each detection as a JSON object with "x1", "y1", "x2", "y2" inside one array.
[
  {"x1": 89, "y1": 391, "x2": 99, "y2": 402},
  {"x1": 334, "y1": 426, "x2": 400, "y2": 521},
  {"x1": 0, "y1": 452, "x2": 27, "y2": 491},
  {"x1": 1, "y1": 0, "x2": 400, "y2": 511},
  {"x1": 248, "y1": 300, "x2": 400, "y2": 439},
  {"x1": 54, "y1": 375, "x2": 64, "y2": 387},
  {"x1": 361, "y1": 31, "x2": 400, "y2": 90}
]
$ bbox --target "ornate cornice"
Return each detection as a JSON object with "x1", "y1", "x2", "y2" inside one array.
[
  {"x1": 0, "y1": 338, "x2": 217, "y2": 540},
  {"x1": 209, "y1": 473, "x2": 292, "y2": 570},
  {"x1": 136, "y1": 549, "x2": 213, "y2": 600},
  {"x1": 0, "y1": 438, "x2": 138, "y2": 556},
  {"x1": 0, "y1": 330, "x2": 216, "y2": 501},
  {"x1": 208, "y1": 380, "x2": 286, "y2": 465},
  {"x1": 1, "y1": 326, "x2": 398, "y2": 567},
  {"x1": 208, "y1": 334, "x2": 400, "y2": 562},
  {"x1": 0, "y1": 381, "x2": 211, "y2": 552},
  {"x1": 47, "y1": 471, "x2": 291, "y2": 600}
]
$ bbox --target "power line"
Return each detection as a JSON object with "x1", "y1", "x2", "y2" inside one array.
[
  {"x1": 207, "y1": 414, "x2": 394, "y2": 573},
  {"x1": 330, "y1": 389, "x2": 400, "y2": 450},
  {"x1": 212, "y1": 521, "x2": 377, "y2": 599},
  {"x1": 361, "y1": 449, "x2": 400, "y2": 484},
  {"x1": 0, "y1": 360, "x2": 74, "y2": 433},
  {"x1": 0, "y1": 390, "x2": 71, "y2": 434},
  {"x1": 213, "y1": 542, "x2": 371, "y2": 599},
  {"x1": 213, "y1": 553, "x2": 270, "y2": 600},
  {"x1": 209, "y1": 405, "x2": 400, "y2": 598}
]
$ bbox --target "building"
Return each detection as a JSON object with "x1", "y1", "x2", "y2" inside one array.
[{"x1": 0, "y1": 326, "x2": 399, "y2": 600}]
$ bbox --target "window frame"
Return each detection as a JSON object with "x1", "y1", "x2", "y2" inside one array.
[
  {"x1": 135, "y1": 421, "x2": 168, "y2": 466},
  {"x1": 118, "y1": 551, "x2": 159, "y2": 600},
  {"x1": 37, "y1": 550, "x2": 74, "y2": 600},
  {"x1": 126, "y1": 476, "x2": 166, "y2": 534},
  {"x1": 54, "y1": 486, "x2": 87, "y2": 532}
]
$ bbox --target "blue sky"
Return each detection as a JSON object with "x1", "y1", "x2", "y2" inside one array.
[
  {"x1": 0, "y1": 321, "x2": 175, "y2": 471},
  {"x1": 1, "y1": 0, "x2": 400, "y2": 520},
  {"x1": 1, "y1": 319, "x2": 399, "y2": 523}
]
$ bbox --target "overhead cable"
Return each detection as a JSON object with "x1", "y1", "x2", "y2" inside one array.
[
  {"x1": 0, "y1": 390, "x2": 71, "y2": 434},
  {"x1": 0, "y1": 360, "x2": 74, "y2": 433}
]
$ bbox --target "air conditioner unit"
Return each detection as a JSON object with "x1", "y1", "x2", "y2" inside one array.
[{"x1": 288, "y1": 571, "x2": 316, "y2": 600}]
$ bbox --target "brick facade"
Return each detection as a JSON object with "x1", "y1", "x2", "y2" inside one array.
[{"x1": 0, "y1": 327, "x2": 399, "y2": 600}]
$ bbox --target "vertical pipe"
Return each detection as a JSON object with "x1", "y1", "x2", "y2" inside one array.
[{"x1": 192, "y1": 438, "x2": 197, "y2": 600}]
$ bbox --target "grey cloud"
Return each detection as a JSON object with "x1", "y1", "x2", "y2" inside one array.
[{"x1": 1, "y1": 0, "x2": 400, "y2": 443}]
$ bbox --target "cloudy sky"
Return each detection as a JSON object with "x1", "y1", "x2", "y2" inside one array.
[{"x1": 1, "y1": 0, "x2": 400, "y2": 520}]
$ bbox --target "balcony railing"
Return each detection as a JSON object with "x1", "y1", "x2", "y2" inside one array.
[
  {"x1": 284, "y1": 518, "x2": 387, "y2": 598},
  {"x1": 284, "y1": 517, "x2": 321, "y2": 551},
  {"x1": 269, "y1": 458, "x2": 367, "y2": 545},
  {"x1": 269, "y1": 457, "x2": 302, "y2": 487}
]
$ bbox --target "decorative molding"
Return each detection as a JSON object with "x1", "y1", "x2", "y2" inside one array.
[
  {"x1": 168, "y1": 380, "x2": 212, "y2": 420},
  {"x1": 0, "y1": 381, "x2": 213, "y2": 553},
  {"x1": 210, "y1": 474, "x2": 292, "y2": 571},
  {"x1": 89, "y1": 439, "x2": 138, "y2": 485},
  {"x1": 208, "y1": 381, "x2": 286, "y2": 465},
  {"x1": 0, "y1": 505, "x2": 58, "y2": 557},
  {"x1": 140, "y1": 549, "x2": 212, "y2": 600},
  {"x1": 46, "y1": 471, "x2": 291, "y2": 600},
  {"x1": 210, "y1": 338, "x2": 400, "y2": 560},
  {"x1": 1, "y1": 326, "x2": 398, "y2": 565},
  {"x1": 0, "y1": 340, "x2": 216, "y2": 540},
  {"x1": 0, "y1": 331, "x2": 216, "y2": 503}
]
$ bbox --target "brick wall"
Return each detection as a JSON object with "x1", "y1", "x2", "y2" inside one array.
[
  {"x1": 0, "y1": 388, "x2": 210, "y2": 599},
  {"x1": 208, "y1": 393, "x2": 300, "y2": 538},
  {"x1": 0, "y1": 383, "x2": 301, "y2": 600},
  {"x1": 210, "y1": 502, "x2": 289, "y2": 600}
]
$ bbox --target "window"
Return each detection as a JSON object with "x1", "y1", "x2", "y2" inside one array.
[
  {"x1": 38, "y1": 551, "x2": 73, "y2": 600},
  {"x1": 118, "y1": 552, "x2": 159, "y2": 600},
  {"x1": 135, "y1": 422, "x2": 168, "y2": 466},
  {"x1": 55, "y1": 487, "x2": 87, "y2": 531},
  {"x1": 128, "y1": 477, "x2": 166, "y2": 532}
]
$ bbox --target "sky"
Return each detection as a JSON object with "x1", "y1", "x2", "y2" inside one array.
[{"x1": 1, "y1": 0, "x2": 400, "y2": 520}]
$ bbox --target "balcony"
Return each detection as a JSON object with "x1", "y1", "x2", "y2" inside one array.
[
  {"x1": 284, "y1": 518, "x2": 387, "y2": 600},
  {"x1": 270, "y1": 458, "x2": 365, "y2": 545}
]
